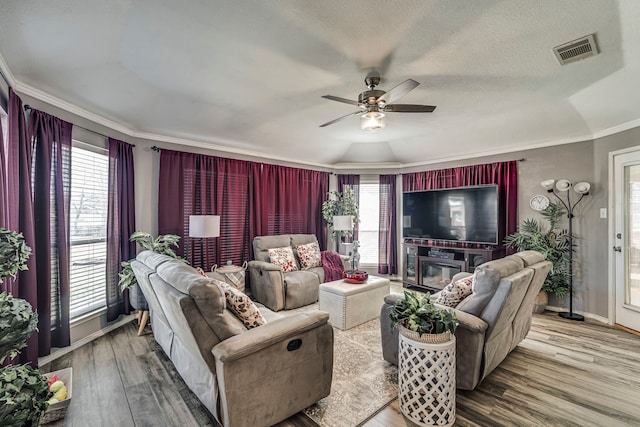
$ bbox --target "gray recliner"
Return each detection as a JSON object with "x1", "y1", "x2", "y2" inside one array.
[
  {"x1": 248, "y1": 234, "x2": 349, "y2": 311},
  {"x1": 380, "y1": 250, "x2": 551, "y2": 390}
]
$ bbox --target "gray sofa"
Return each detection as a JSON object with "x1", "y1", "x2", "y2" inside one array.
[
  {"x1": 380, "y1": 250, "x2": 551, "y2": 390},
  {"x1": 248, "y1": 234, "x2": 350, "y2": 311},
  {"x1": 131, "y1": 250, "x2": 334, "y2": 427}
]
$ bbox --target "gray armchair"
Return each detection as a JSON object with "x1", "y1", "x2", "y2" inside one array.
[
  {"x1": 381, "y1": 250, "x2": 551, "y2": 390},
  {"x1": 248, "y1": 234, "x2": 350, "y2": 311}
]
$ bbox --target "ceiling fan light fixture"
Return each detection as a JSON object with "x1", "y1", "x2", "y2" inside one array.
[{"x1": 361, "y1": 111, "x2": 385, "y2": 132}]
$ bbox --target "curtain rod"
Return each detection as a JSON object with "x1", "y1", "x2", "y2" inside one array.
[
  {"x1": 151, "y1": 146, "x2": 161, "y2": 152},
  {"x1": 24, "y1": 104, "x2": 135, "y2": 146}
]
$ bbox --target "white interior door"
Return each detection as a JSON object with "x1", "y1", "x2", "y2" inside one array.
[{"x1": 614, "y1": 150, "x2": 640, "y2": 332}]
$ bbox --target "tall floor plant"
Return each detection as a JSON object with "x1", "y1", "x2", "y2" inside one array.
[{"x1": 504, "y1": 202, "x2": 572, "y2": 298}]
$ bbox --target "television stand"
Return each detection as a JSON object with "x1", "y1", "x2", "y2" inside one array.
[{"x1": 402, "y1": 241, "x2": 505, "y2": 292}]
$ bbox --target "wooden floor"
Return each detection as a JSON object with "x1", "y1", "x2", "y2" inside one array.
[{"x1": 41, "y1": 311, "x2": 640, "y2": 427}]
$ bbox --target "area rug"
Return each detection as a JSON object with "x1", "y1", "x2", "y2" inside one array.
[{"x1": 284, "y1": 305, "x2": 398, "y2": 427}]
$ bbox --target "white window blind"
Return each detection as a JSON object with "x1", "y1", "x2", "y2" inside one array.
[
  {"x1": 69, "y1": 144, "x2": 108, "y2": 318},
  {"x1": 358, "y1": 181, "x2": 380, "y2": 265}
]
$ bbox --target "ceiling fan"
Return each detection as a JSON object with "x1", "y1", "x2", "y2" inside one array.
[{"x1": 320, "y1": 75, "x2": 436, "y2": 132}]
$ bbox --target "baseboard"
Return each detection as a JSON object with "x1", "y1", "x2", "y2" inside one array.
[
  {"x1": 544, "y1": 305, "x2": 610, "y2": 325},
  {"x1": 38, "y1": 314, "x2": 136, "y2": 366}
]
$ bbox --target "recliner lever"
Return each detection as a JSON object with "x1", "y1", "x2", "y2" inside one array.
[{"x1": 287, "y1": 339, "x2": 302, "y2": 351}]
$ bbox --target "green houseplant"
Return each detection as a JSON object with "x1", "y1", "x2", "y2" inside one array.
[
  {"x1": 321, "y1": 186, "x2": 360, "y2": 242},
  {"x1": 504, "y1": 201, "x2": 572, "y2": 299},
  {"x1": 0, "y1": 228, "x2": 51, "y2": 426},
  {"x1": 119, "y1": 231, "x2": 185, "y2": 312},
  {"x1": 390, "y1": 291, "x2": 459, "y2": 337},
  {"x1": 119, "y1": 231, "x2": 184, "y2": 291},
  {"x1": 0, "y1": 228, "x2": 32, "y2": 281}
]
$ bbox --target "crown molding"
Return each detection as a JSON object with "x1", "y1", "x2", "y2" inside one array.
[
  {"x1": 0, "y1": 53, "x2": 16, "y2": 87},
  {"x1": 133, "y1": 131, "x2": 331, "y2": 170},
  {"x1": 13, "y1": 80, "x2": 133, "y2": 137},
  {"x1": 593, "y1": 117, "x2": 640, "y2": 140},
  {"x1": 400, "y1": 134, "x2": 595, "y2": 169}
]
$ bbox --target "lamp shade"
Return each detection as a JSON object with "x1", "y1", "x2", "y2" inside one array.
[
  {"x1": 540, "y1": 179, "x2": 555, "y2": 191},
  {"x1": 555, "y1": 179, "x2": 572, "y2": 192},
  {"x1": 574, "y1": 181, "x2": 591, "y2": 195},
  {"x1": 189, "y1": 215, "x2": 220, "y2": 238},
  {"x1": 333, "y1": 215, "x2": 353, "y2": 231}
]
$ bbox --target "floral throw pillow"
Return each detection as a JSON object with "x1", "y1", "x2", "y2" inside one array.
[
  {"x1": 435, "y1": 275, "x2": 474, "y2": 308},
  {"x1": 268, "y1": 246, "x2": 299, "y2": 272},
  {"x1": 214, "y1": 280, "x2": 266, "y2": 329},
  {"x1": 296, "y1": 241, "x2": 322, "y2": 269}
]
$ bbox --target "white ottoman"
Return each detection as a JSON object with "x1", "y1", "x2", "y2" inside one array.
[{"x1": 319, "y1": 275, "x2": 390, "y2": 330}]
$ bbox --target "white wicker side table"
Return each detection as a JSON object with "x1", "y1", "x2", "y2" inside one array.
[{"x1": 398, "y1": 327, "x2": 456, "y2": 426}]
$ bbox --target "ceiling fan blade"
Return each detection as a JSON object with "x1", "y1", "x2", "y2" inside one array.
[
  {"x1": 384, "y1": 104, "x2": 436, "y2": 113},
  {"x1": 377, "y1": 79, "x2": 420, "y2": 104},
  {"x1": 321, "y1": 95, "x2": 360, "y2": 106},
  {"x1": 319, "y1": 110, "x2": 362, "y2": 127}
]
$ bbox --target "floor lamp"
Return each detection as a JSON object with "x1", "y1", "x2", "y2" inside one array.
[
  {"x1": 188, "y1": 215, "x2": 221, "y2": 266},
  {"x1": 541, "y1": 179, "x2": 591, "y2": 321},
  {"x1": 332, "y1": 215, "x2": 353, "y2": 253}
]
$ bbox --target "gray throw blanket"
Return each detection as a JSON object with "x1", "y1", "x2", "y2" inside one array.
[{"x1": 322, "y1": 251, "x2": 344, "y2": 282}]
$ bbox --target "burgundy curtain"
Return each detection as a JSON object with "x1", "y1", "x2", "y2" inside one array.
[
  {"x1": 252, "y1": 163, "x2": 329, "y2": 250},
  {"x1": 0, "y1": 113, "x2": 7, "y2": 227},
  {"x1": 402, "y1": 161, "x2": 518, "y2": 249},
  {"x1": 337, "y1": 174, "x2": 360, "y2": 241},
  {"x1": 5, "y1": 91, "x2": 38, "y2": 365},
  {"x1": 28, "y1": 108, "x2": 73, "y2": 359},
  {"x1": 158, "y1": 149, "x2": 252, "y2": 268},
  {"x1": 105, "y1": 138, "x2": 135, "y2": 321},
  {"x1": 379, "y1": 175, "x2": 397, "y2": 274}
]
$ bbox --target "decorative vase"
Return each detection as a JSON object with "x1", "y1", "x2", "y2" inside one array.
[
  {"x1": 342, "y1": 270, "x2": 368, "y2": 284},
  {"x1": 533, "y1": 291, "x2": 548, "y2": 314},
  {"x1": 398, "y1": 325, "x2": 456, "y2": 427},
  {"x1": 129, "y1": 283, "x2": 149, "y2": 311}
]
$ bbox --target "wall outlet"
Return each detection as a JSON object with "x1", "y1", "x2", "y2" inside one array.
[{"x1": 600, "y1": 208, "x2": 607, "y2": 219}]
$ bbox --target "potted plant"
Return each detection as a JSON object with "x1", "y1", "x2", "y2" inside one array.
[
  {"x1": 321, "y1": 186, "x2": 360, "y2": 243},
  {"x1": 119, "y1": 231, "x2": 185, "y2": 310},
  {"x1": 390, "y1": 290, "x2": 459, "y2": 340},
  {"x1": 0, "y1": 228, "x2": 51, "y2": 426},
  {"x1": 504, "y1": 202, "x2": 571, "y2": 312},
  {"x1": 390, "y1": 291, "x2": 459, "y2": 426}
]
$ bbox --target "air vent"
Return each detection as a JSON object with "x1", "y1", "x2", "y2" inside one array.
[{"x1": 553, "y1": 34, "x2": 599, "y2": 65}]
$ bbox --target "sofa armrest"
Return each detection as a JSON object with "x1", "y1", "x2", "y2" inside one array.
[
  {"x1": 212, "y1": 311, "x2": 333, "y2": 426},
  {"x1": 247, "y1": 261, "x2": 286, "y2": 311},
  {"x1": 248, "y1": 260, "x2": 282, "y2": 272},
  {"x1": 212, "y1": 311, "x2": 330, "y2": 362}
]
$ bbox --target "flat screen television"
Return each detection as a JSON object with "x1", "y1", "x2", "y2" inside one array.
[{"x1": 402, "y1": 185, "x2": 499, "y2": 245}]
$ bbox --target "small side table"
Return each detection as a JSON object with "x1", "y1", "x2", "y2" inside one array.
[
  {"x1": 398, "y1": 328, "x2": 456, "y2": 426},
  {"x1": 206, "y1": 262, "x2": 247, "y2": 293}
]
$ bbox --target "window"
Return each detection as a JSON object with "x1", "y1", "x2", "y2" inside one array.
[
  {"x1": 358, "y1": 179, "x2": 380, "y2": 265},
  {"x1": 69, "y1": 143, "x2": 109, "y2": 318}
]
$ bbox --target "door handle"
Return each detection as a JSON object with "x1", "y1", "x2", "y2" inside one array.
[{"x1": 613, "y1": 246, "x2": 622, "y2": 252}]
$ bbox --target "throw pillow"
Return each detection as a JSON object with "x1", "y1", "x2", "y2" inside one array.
[
  {"x1": 213, "y1": 280, "x2": 267, "y2": 329},
  {"x1": 455, "y1": 266, "x2": 502, "y2": 316},
  {"x1": 296, "y1": 241, "x2": 322, "y2": 269},
  {"x1": 268, "y1": 246, "x2": 299, "y2": 272},
  {"x1": 435, "y1": 275, "x2": 474, "y2": 307}
]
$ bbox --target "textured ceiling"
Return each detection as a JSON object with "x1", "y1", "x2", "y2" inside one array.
[{"x1": 1, "y1": 0, "x2": 639, "y2": 167}]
